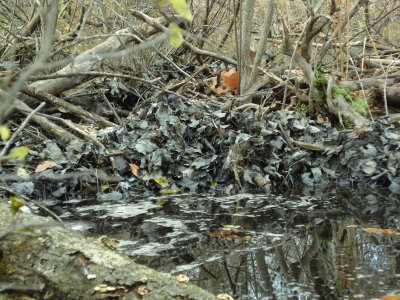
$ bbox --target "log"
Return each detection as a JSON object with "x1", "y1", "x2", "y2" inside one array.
[
  {"x1": 340, "y1": 79, "x2": 400, "y2": 106},
  {"x1": 0, "y1": 204, "x2": 215, "y2": 300}
]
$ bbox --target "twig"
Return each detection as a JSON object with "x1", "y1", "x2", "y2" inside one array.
[
  {"x1": 52, "y1": 116, "x2": 117, "y2": 171},
  {"x1": 28, "y1": 71, "x2": 161, "y2": 85},
  {"x1": 0, "y1": 170, "x2": 122, "y2": 182},
  {"x1": 20, "y1": 85, "x2": 116, "y2": 128},
  {"x1": 0, "y1": 185, "x2": 64, "y2": 225},
  {"x1": 0, "y1": 102, "x2": 46, "y2": 157},
  {"x1": 131, "y1": 64, "x2": 206, "y2": 114},
  {"x1": 101, "y1": 93, "x2": 123, "y2": 125}
]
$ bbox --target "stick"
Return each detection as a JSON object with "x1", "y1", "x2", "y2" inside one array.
[{"x1": 0, "y1": 102, "x2": 46, "y2": 157}]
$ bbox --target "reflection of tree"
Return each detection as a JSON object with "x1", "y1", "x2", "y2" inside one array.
[
  {"x1": 183, "y1": 207, "x2": 399, "y2": 299},
  {"x1": 255, "y1": 249, "x2": 276, "y2": 299}
]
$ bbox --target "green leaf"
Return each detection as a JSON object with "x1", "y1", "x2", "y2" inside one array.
[
  {"x1": 7, "y1": 146, "x2": 30, "y2": 160},
  {"x1": 9, "y1": 196, "x2": 25, "y2": 216},
  {"x1": 153, "y1": 177, "x2": 170, "y2": 188},
  {"x1": 0, "y1": 126, "x2": 10, "y2": 141},
  {"x1": 168, "y1": 0, "x2": 193, "y2": 21},
  {"x1": 168, "y1": 23, "x2": 183, "y2": 48},
  {"x1": 99, "y1": 185, "x2": 110, "y2": 192}
]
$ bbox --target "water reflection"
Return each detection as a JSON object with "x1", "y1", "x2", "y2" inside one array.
[{"x1": 60, "y1": 188, "x2": 400, "y2": 299}]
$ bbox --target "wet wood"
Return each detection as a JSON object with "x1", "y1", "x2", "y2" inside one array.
[{"x1": 0, "y1": 204, "x2": 215, "y2": 300}]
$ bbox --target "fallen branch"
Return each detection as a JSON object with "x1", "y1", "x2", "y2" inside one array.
[
  {"x1": 23, "y1": 17, "x2": 169, "y2": 101},
  {"x1": 0, "y1": 204, "x2": 215, "y2": 300},
  {"x1": 12, "y1": 99, "x2": 84, "y2": 150},
  {"x1": 21, "y1": 85, "x2": 116, "y2": 127}
]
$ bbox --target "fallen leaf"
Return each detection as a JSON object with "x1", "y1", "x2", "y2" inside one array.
[
  {"x1": 362, "y1": 228, "x2": 398, "y2": 235},
  {"x1": 129, "y1": 163, "x2": 139, "y2": 176},
  {"x1": 168, "y1": 22, "x2": 183, "y2": 48},
  {"x1": 35, "y1": 161, "x2": 57, "y2": 173},
  {"x1": 0, "y1": 125, "x2": 10, "y2": 141},
  {"x1": 155, "y1": 198, "x2": 169, "y2": 206},
  {"x1": 16, "y1": 167, "x2": 30, "y2": 178},
  {"x1": 7, "y1": 146, "x2": 29, "y2": 160},
  {"x1": 99, "y1": 185, "x2": 110, "y2": 192},
  {"x1": 154, "y1": 177, "x2": 170, "y2": 188},
  {"x1": 135, "y1": 284, "x2": 149, "y2": 296}
]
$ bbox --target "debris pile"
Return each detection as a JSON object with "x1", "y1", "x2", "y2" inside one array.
[{"x1": 3, "y1": 95, "x2": 399, "y2": 201}]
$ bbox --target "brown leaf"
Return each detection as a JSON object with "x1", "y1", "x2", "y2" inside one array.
[
  {"x1": 362, "y1": 228, "x2": 398, "y2": 235},
  {"x1": 129, "y1": 163, "x2": 139, "y2": 177},
  {"x1": 35, "y1": 161, "x2": 57, "y2": 173}
]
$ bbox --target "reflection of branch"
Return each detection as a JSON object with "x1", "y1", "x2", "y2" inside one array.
[
  {"x1": 275, "y1": 244, "x2": 290, "y2": 278},
  {"x1": 300, "y1": 232, "x2": 319, "y2": 270},
  {"x1": 222, "y1": 258, "x2": 236, "y2": 295}
]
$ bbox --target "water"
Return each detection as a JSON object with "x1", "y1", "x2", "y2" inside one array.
[{"x1": 57, "y1": 188, "x2": 400, "y2": 299}]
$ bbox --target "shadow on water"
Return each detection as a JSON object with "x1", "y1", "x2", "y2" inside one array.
[{"x1": 57, "y1": 187, "x2": 400, "y2": 299}]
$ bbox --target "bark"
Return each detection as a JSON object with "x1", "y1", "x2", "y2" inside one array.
[
  {"x1": 0, "y1": 204, "x2": 215, "y2": 300},
  {"x1": 327, "y1": 76, "x2": 370, "y2": 128},
  {"x1": 340, "y1": 79, "x2": 400, "y2": 106}
]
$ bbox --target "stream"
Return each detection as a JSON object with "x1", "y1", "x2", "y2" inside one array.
[{"x1": 54, "y1": 188, "x2": 400, "y2": 299}]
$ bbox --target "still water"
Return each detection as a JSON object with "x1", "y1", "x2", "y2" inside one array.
[{"x1": 59, "y1": 188, "x2": 400, "y2": 299}]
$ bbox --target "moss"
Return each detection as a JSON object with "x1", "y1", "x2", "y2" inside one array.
[
  {"x1": 351, "y1": 96, "x2": 368, "y2": 116},
  {"x1": 313, "y1": 71, "x2": 369, "y2": 117},
  {"x1": 331, "y1": 85, "x2": 368, "y2": 117},
  {"x1": 331, "y1": 85, "x2": 352, "y2": 102},
  {"x1": 297, "y1": 103, "x2": 309, "y2": 114},
  {"x1": 314, "y1": 72, "x2": 328, "y2": 87},
  {"x1": 314, "y1": 70, "x2": 328, "y2": 103}
]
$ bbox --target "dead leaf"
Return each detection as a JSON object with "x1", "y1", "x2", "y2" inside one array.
[
  {"x1": 362, "y1": 228, "x2": 398, "y2": 235},
  {"x1": 159, "y1": 188, "x2": 181, "y2": 194},
  {"x1": 206, "y1": 227, "x2": 251, "y2": 241},
  {"x1": 204, "y1": 77, "x2": 229, "y2": 95},
  {"x1": 35, "y1": 161, "x2": 57, "y2": 173},
  {"x1": 129, "y1": 163, "x2": 139, "y2": 176}
]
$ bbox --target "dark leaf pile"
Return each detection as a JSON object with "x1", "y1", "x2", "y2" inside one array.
[{"x1": 2, "y1": 95, "x2": 400, "y2": 201}]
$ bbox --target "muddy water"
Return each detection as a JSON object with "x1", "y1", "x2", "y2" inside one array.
[{"x1": 59, "y1": 188, "x2": 400, "y2": 299}]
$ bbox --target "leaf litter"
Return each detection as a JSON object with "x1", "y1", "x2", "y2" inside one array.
[{"x1": 2, "y1": 93, "x2": 400, "y2": 200}]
